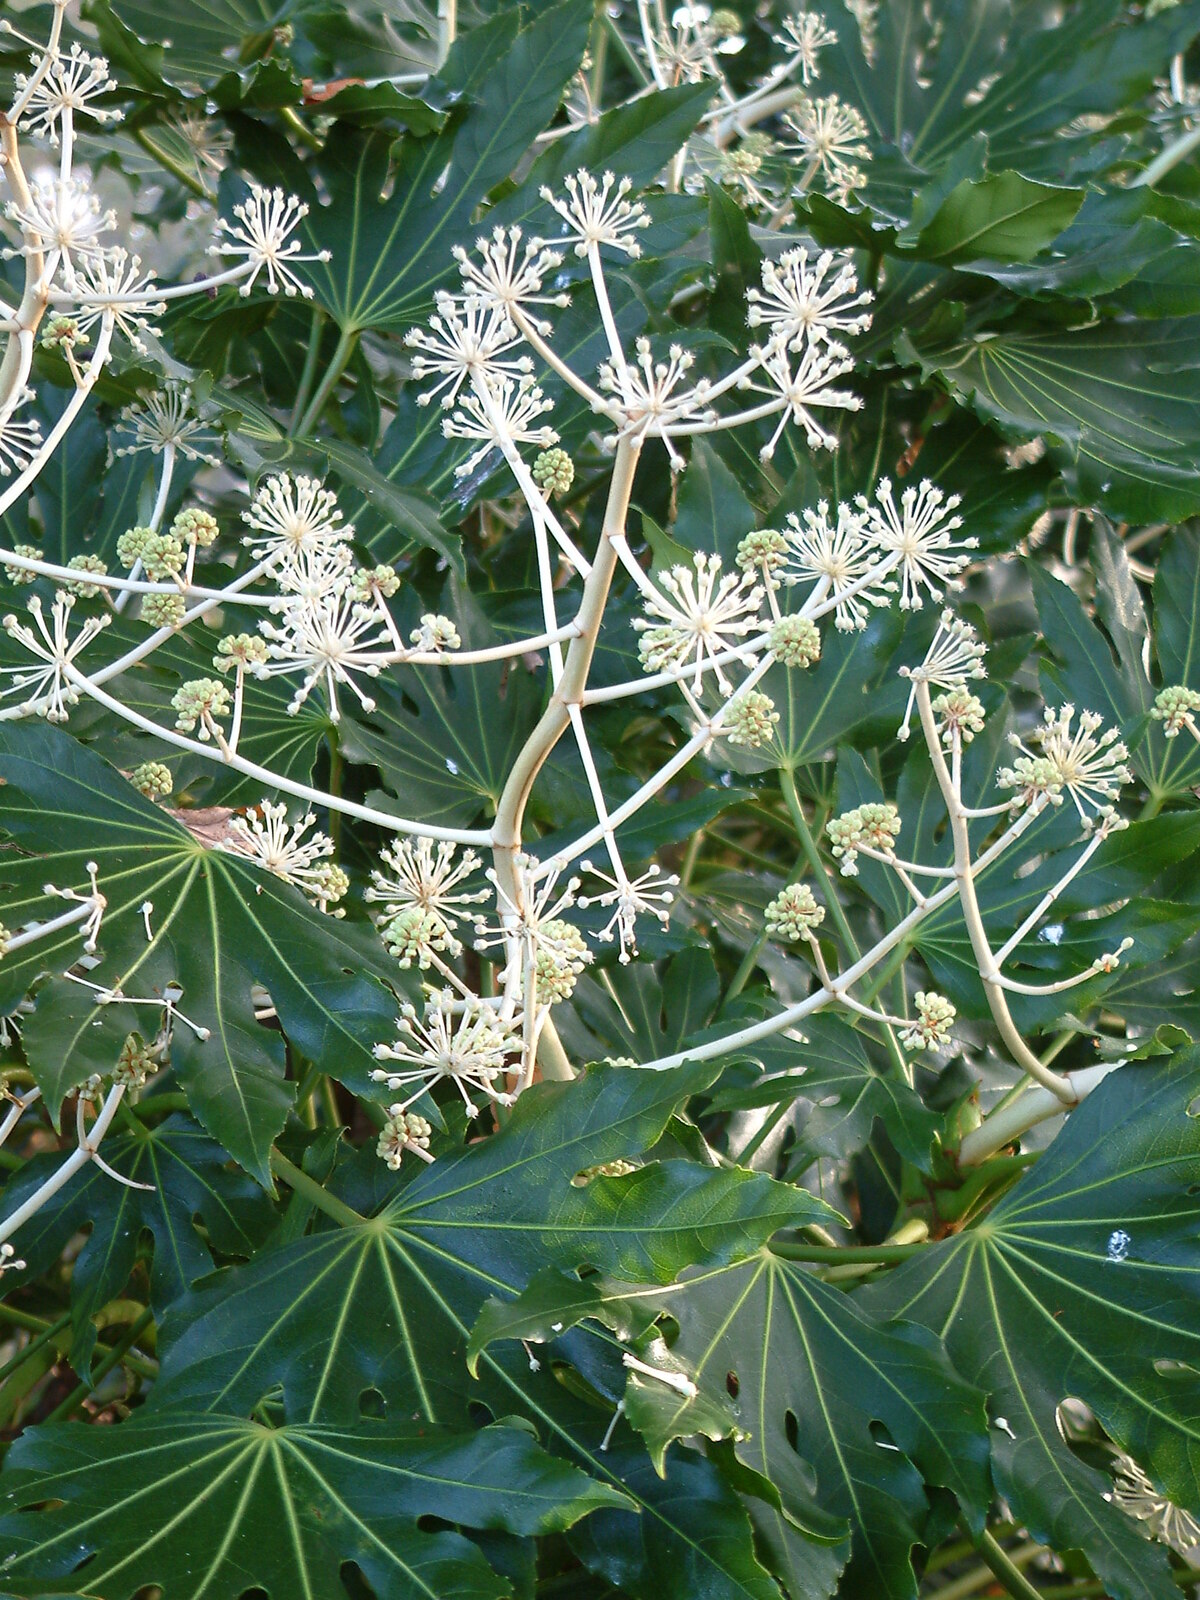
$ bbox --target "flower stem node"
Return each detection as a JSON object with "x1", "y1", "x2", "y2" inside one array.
[
  {"x1": 765, "y1": 882, "x2": 825, "y2": 941},
  {"x1": 768, "y1": 613, "x2": 821, "y2": 667}
]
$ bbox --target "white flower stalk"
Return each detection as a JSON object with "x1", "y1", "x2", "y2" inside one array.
[
  {"x1": 746, "y1": 248, "x2": 872, "y2": 348},
  {"x1": 999, "y1": 704, "x2": 1132, "y2": 829},
  {"x1": 2, "y1": 593, "x2": 111, "y2": 723},
  {"x1": 577, "y1": 862, "x2": 678, "y2": 963},
  {"x1": 453, "y1": 226, "x2": 568, "y2": 332},
  {"x1": 443, "y1": 374, "x2": 558, "y2": 477},
  {"x1": 372, "y1": 991, "x2": 520, "y2": 1118},
  {"x1": 5, "y1": 172, "x2": 117, "y2": 286},
  {"x1": 784, "y1": 94, "x2": 871, "y2": 198},
  {"x1": 114, "y1": 385, "x2": 221, "y2": 465},
  {"x1": 72, "y1": 250, "x2": 166, "y2": 354},
  {"x1": 209, "y1": 187, "x2": 330, "y2": 298},
  {"x1": 857, "y1": 478, "x2": 977, "y2": 611},
  {"x1": 775, "y1": 11, "x2": 837, "y2": 84},
  {"x1": 15, "y1": 44, "x2": 121, "y2": 142},
  {"x1": 897, "y1": 609, "x2": 988, "y2": 739},
  {"x1": 405, "y1": 294, "x2": 533, "y2": 409},
  {"x1": 241, "y1": 473, "x2": 352, "y2": 563},
  {"x1": 539, "y1": 169, "x2": 651, "y2": 258},
  {"x1": 366, "y1": 836, "x2": 490, "y2": 959},
  {"x1": 781, "y1": 499, "x2": 893, "y2": 630},
  {"x1": 633, "y1": 551, "x2": 765, "y2": 694},
  {"x1": 600, "y1": 338, "x2": 716, "y2": 467},
  {"x1": 256, "y1": 590, "x2": 393, "y2": 721},
  {"x1": 746, "y1": 337, "x2": 861, "y2": 457},
  {"x1": 221, "y1": 800, "x2": 348, "y2": 915}
]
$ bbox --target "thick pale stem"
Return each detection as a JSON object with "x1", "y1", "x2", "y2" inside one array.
[{"x1": 958, "y1": 1064, "x2": 1119, "y2": 1166}]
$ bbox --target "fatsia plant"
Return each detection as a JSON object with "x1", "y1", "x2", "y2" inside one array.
[{"x1": 1, "y1": 2, "x2": 1200, "y2": 1598}]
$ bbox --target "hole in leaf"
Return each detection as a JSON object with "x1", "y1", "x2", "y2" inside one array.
[
  {"x1": 1187, "y1": 1095, "x2": 1200, "y2": 1118},
  {"x1": 784, "y1": 1408, "x2": 799, "y2": 1451},
  {"x1": 358, "y1": 1386, "x2": 386, "y2": 1419},
  {"x1": 726, "y1": 1370, "x2": 740, "y2": 1399}
]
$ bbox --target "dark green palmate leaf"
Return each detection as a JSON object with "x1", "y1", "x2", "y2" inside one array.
[
  {"x1": 870, "y1": 1057, "x2": 1200, "y2": 1600},
  {"x1": 0, "y1": 1413, "x2": 622, "y2": 1600},
  {"x1": 0, "y1": 723, "x2": 402, "y2": 1183},
  {"x1": 293, "y1": 0, "x2": 592, "y2": 331},
  {"x1": 469, "y1": 1250, "x2": 992, "y2": 1600},
  {"x1": 151, "y1": 1065, "x2": 833, "y2": 1599},
  {"x1": 0, "y1": 1113, "x2": 275, "y2": 1374}
]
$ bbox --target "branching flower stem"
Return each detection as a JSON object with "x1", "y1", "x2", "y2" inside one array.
[{"x1": 914, "y1": 680, "x2": 1075, "y2": 1104}]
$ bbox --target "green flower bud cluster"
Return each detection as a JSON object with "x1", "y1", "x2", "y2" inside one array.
[
  {"x1": 377, "y1": 1109, "x2": 433, "y2": 1170},
  {"x1": 130, "y1": 760, "x2": 173, "y2": 799},
  {"x1": 141, "y1": 593, "x2": 186, "y2": 628},
  {"x1": 769, "y1": 614, "x2": 821, "y2": 667},
  {"x1": 827, "y1": 802, "x2": 901, "y2": 876},
  {"x1": 171, "y1": 678, "x2": 230, "y2": 739},
  {"x1": 535, "y1": 920, "x2": 590, "y2": 1003},
  {"x1": 724, "y1": 689, "x2": 779, "y2": 747},
  {"x1": 115, "y1": 1033, "x2": 159, "y2": 1094},
  {"x1": 532, "y1": 447, "x2": 574, "y2": 498},
  {"x1": 40, "y1": 313, "x2": 89, "y2": 352},
  {"x1": 3, "y1": 544, "x2": 40, "y2": 584},
  {"x1": 736, "y1": 528, "x2": 788, "y2": 584},
  {"x1": 1151, "y1": 684, "x2": 1200, "y2": 737},
  {"x1": 351, "y1": 564, "x2": 401, "y2": 602},
  {"x1": 932, "y1": 686, "x2": 986, "y2": 745},
  {"x1": 900, "y1": 992, "x2": 956, "y2": 1051},
  {"x1": 213, "y1": 632, "x2": 269, "y2": 673},
  {"x1": 171, "y1": 507, "x2": 220, "y2": 548},
  {"x1": 764, "y1": 882, "x2": 825, "y2": 941},
  {"x1": 381, "y1": 905, "x2": 453, "y2": 968},
  {"x1": 65, "y1": 554, "x2": 107, "y2": 597}
]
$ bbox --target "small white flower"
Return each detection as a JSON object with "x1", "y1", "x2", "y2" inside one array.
[
  {"x1": 1, "y1": 592, "x2": 111, "y2": 723},
  {"x1": 72, "y1": 249, "x2": 166, "y2": 354},
  {"x1": 746, "y1": 338, "x2": 861, "y2": 458},
  {"x1": 405, "y1": 294, "x2": 532, "y2": 409},
  {"x1": 747, "y1": 248, "x2": 872, "y2": 348},
  {"x1": 999, "y1": 704, "x2": 1132, "y2": 828},
  {"x1": 209, "y1": 187, "x2": 330, "y2": 298},
  {"x1": 372, "y1": 991, "x2": 520, "y2": 1118},
  {"x1": 577, "y1": 861, "x2": 678, "y2": 962},
  {"x1": 114, "y1": 383, "x2": 221, "y2": 465},
  {"x1": 647, "y1": 3, "x2": 745, "y2": 85},
  {"x1": 221, "y1": 800, "x2": 347, "y2": 913},
  {"x1": 539, "y1": 169, "x2": 651, "y2": 258},
  {"x1": 784, "y1": 94, "x2": 871, "y2": 198},
  {"x1": 0, "y1": 1242, "x2": 26, "y2": 1277},
  {"x1": 897, "y1": 609, "x2": 987, "y2": 739},
  {"x1": 599, "y1": 338, "x2": 717, "y2": 468},
  {"x1": 857, "y1": 477, "x2": 977, "y2": 611},
  {"x1": 453, "y1": 226, "x2": 568, "y2": 332},
  {"x1": 15, "y1": 44, "x2": 121, "y2": 141},
  {"x1": 241, "y1": 473, "x2": 352, "y2": 563},
  {"x1": 365, "y1": 836, "x2": 489, "y2": 955},
  {"x1": 775, "y1": 11, "x2": 837, "y2": 85},
  {"x1": 633, "y1": 551, "x2": 765, "y2": 694},
  {"x1": 443, "y1": 375, "x2": 558, "y2": 477},
  {"x1": 256, "y1": 590, "x2": 393, "y2": 721},
  {"x1": 5, "y1": 173, "x2": 117, "y2": 285},
  {"x1": 780, "y1": 499, "x2": 893, "y2": 631}
]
